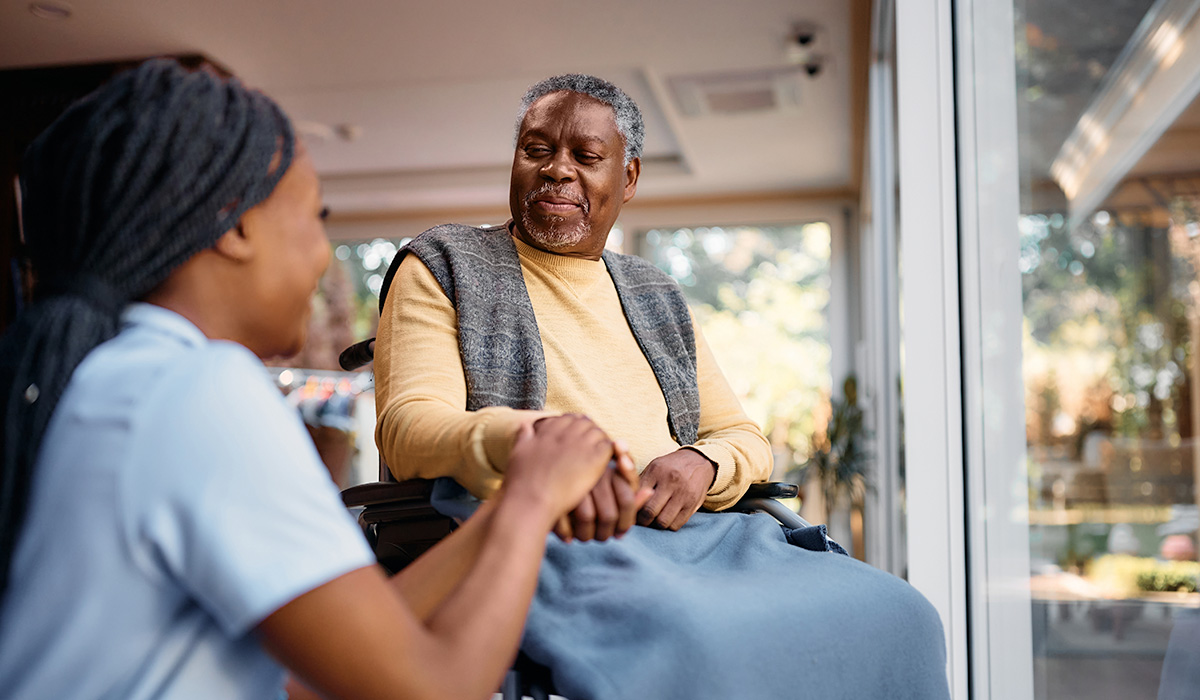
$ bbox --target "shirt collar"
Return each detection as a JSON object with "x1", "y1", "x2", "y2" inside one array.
[{"x1": 120, "y1": 302, "x2": 209, "y2": 349}]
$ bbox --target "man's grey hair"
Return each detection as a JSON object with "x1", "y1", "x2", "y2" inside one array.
[{"x1": 515, "y1": 74, "x2": 645, "y2": 166}]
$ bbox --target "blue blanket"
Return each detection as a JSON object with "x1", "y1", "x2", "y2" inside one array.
[{"x1": 432, "y1": 481, "x2": 949, "y2": 699}]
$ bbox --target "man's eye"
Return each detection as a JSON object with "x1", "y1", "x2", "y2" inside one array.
[
  {"x1": 576, "y1": 153, "x2": 600, "y2": 163},
  {"x1": 526, "y1": 146, "x2": 551, "y2": 156},
  {"x1": 319, "y1": 206, "x2": 330, "y2": 221}
]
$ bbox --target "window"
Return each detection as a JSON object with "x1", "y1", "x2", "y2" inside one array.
[
  {"x1": 924, "y1": 0, "x2": 1200, "y2": 696},
  {"x1": 1015, "y1": 2, "x2": 1200, "y2": 695},
  {"x1": 638, "y1": 223, "x2": 844, "y2": 534}
]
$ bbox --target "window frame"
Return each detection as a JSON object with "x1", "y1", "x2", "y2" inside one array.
[{"x1": 897, "y1": 0, "x2": 1036, "y2": 698}]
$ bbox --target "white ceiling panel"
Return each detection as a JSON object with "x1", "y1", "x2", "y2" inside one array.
[{"x1": 1, "y1": 0, "x2": 857, "y2": 215}]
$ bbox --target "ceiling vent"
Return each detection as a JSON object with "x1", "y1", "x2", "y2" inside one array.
[{"x1": 667, "y1": 67, "x2": 808, "y2": 118}]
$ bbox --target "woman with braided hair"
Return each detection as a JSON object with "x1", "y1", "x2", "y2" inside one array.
[{"x1": 0, "y1": 59, "x2": 642, "y2": 699}]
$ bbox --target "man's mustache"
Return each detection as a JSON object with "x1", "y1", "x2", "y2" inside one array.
[{"x1": 525, "y1": 184, "x2": 589, "y2": 214}]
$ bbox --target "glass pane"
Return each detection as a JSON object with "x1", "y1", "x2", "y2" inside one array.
[{"x1": 1014, "y1": 0, "x2": 1200, "y2": 697}]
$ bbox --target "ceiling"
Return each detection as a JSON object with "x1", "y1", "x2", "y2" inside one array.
[{"x1": 0, "y1": 0, "x2": 864, "y2": 223}]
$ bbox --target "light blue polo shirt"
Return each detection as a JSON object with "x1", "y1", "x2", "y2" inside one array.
[{"x1": 0, "y1": 303, "x2": 375, "y2": 699}]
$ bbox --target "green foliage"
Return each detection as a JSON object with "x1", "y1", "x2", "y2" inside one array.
[
  {"x1": 1020, "y1": 212, "x2": 1196, "y2": 440},
  {"x1": 1089, "y1": 554, "x2": 1200, "y2": 596},
  {"x1": 332, "y1": 237, "x2": 410, "y2": 338},
  {"x1": 1137, "y1": 568, "x2": 1199, "y2": 594}
]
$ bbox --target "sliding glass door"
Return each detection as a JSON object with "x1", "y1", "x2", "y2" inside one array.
[{"x1": 900, "y1": 0, "x2": 1200, "y2": 697}]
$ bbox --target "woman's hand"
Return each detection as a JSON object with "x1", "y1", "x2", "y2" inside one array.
[
  {"x1": 552, "y1": 439, "x2": 654, "y2": 542},
  {"x1": 504, "y1": 414, "x2": 616, "y2": 527}
]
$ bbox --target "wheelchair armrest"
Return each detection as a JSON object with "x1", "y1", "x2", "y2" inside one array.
[
  {"x1": 729, "y1": 482, "x2": 811, "y2": 529},
  {"x1": 341, "y1": 478, "x2": 434, "y2": 508},
  {"x1": 341, "y1": 479, "x2": 453, "y2": 574},
  {"x1": 741, "y1": 481, "x2": 799, "y2": 500}
]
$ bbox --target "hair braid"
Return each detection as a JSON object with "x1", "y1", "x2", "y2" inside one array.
[{"x1": 0, "y1": 58, "x2": 295, "y2": 602}]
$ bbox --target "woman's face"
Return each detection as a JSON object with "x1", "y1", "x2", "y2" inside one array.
[{"x1": 237, "y1": 147, "x2": 331, "y2": 360}]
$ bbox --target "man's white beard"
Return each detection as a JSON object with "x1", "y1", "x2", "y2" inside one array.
[
  {"x1": 521, "y1": 210, "x2": 592, "y2": 250},
  {"x1": 520, "y1": 184, "x2": 593, "y2": 250}
]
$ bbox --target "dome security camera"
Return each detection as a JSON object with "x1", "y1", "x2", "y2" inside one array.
[{"x1": 792, "y1": 22, "x2": 819, "y2": 47}]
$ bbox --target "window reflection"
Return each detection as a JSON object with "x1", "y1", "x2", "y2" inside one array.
[{"x1": 1016, "y1": 0, "x2": 1200, "y2": 697}]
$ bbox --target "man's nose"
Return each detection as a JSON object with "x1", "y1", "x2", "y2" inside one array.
[{"x1": 539, "y1": 150, "x2": 576, "y2": 182}]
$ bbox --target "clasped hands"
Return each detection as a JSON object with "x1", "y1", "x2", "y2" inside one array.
[{"x1": 525, "y1": 416, "x2": 716, "y2": 542}]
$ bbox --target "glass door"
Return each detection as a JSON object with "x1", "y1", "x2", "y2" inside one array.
[{"x1": 944, "y1": 0, "x2": 1200, "y2": 697}]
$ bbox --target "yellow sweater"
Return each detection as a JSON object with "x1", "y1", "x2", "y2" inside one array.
[{"x1": 374, "y1": 235, "x2": 772, "y2": 510}]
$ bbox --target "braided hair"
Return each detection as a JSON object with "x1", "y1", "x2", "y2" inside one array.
[{"x1": 0, "y1": 59, "x2": 295, "y2": 601}]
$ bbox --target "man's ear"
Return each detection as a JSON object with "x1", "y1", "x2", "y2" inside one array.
[
  {"x1": 211, "y1": 223, "x2": 255, "y2": 263},
  {"x1": 623, "y1": 157, "x2": 641, "y2": 204}
]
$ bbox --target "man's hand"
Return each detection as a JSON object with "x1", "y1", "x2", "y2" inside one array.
[
  {"x1": 554, "y1": 442, "x2": 653, "y2": 542},
  {"x1": 636, "y1": 448, "x2": 716, "y2": 531}
]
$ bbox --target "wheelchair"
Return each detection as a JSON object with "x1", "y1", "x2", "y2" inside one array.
[{"x1": 336, "y1": 338, "x2": 811, "y2": 699}]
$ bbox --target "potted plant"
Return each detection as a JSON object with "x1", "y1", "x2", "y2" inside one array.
[{"x1": 789, "y1": 375, "x2": 872, "y2": 555}]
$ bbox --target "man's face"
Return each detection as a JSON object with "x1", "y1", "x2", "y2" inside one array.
[{"x1": 509, "y1": 91, "x2": 639, "y2": 259}]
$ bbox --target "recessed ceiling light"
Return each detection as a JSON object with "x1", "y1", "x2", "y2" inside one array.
[{"x1": 29, "y1": 2, "x2": 72, "y2": 20}]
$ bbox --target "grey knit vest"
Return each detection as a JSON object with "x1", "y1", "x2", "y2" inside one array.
[{"x1": 378, "y1": 223, "x2": 701, "y2": 445}]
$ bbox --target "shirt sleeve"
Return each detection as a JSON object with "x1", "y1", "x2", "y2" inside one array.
[
  {"x1": 373, "y1": 254, "x2": 550, "y2": 499},
  {"x1": 687, "y1": 314, "x2": 774, "y2": 511},
  {"x1": 125, "y1": 343, "x2": 375, "y2": 637}
]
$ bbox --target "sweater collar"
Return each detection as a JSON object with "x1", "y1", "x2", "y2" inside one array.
[{"x1": 509, "y1": 224, "x2": 608, "y2": 287}]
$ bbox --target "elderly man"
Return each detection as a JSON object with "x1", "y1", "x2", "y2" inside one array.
[
  {"x1": 375, "y1": 75, "x2": 769, "y2": 539},
  {"x1": 373, "y1": 75, "x2": 949, "y2": 700}
]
